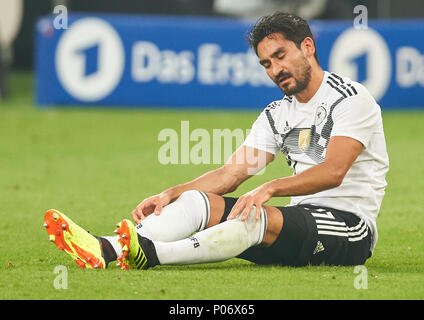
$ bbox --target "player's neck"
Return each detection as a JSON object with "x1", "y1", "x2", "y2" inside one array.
[{"x1": 294, "y1": 67, "x2": 324, "y2": 104}]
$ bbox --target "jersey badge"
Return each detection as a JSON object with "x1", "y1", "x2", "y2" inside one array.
[
  {"x1": 315, "y1": 103, "x2": 327, "y2": 126},
  {"x1": 299, "y1": 129, "x2": 311, "y2": 151}
]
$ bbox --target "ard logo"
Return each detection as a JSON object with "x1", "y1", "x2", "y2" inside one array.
[{"x1": 299, "y1": 129, "x2": 311, "y2": 152}]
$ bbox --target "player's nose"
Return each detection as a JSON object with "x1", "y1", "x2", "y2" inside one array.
[{"x1": 271, "y1": 63, "x2": 285, "y2": 81}]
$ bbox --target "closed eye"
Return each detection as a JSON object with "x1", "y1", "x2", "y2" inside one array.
[{"x1": 259, "y1": 59, "x2": 270, "y2": 68}]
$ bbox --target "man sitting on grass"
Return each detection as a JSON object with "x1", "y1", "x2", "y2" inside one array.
[{"x1": 44, "y1": 12, "x2": 389, "y2": 270}]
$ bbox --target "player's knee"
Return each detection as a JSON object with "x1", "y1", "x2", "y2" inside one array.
[
  {"x1": 234, "y1": 206, "x2": 266, "y2": 222},
  {"x1": 177, "y1": 190, "x2": 200, "y2": 202},
  {"x1": 176, "y1": 190, "x2": 210, "y2": 230},
  {"x1": 234, "y1": 206, "x2": 267, "y2": 246},
  {"x1": 177, "y1": 190, "x2": 211, "y2": 209}
]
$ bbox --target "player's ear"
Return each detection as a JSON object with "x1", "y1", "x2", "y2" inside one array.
[{"x1": 300, "y1": 37, "x2": 316, "y2": 59}]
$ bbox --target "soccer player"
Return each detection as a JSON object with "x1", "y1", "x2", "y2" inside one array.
[{"x1": 44, "y1": 12, "x2": 389, "y2": 270}]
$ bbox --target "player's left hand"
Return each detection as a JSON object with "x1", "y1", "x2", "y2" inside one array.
[{"x1": 227, "y1": 184, "x2": 273, "y2": 221}]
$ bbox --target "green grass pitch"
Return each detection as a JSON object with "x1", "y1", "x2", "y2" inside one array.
[{"x1": 0, "y1": 73, "x2": 423, "y2": 300}]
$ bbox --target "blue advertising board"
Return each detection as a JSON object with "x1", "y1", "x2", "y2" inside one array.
[{"x1": 35, "y1": 14, "x2": 424, "y2": 109}]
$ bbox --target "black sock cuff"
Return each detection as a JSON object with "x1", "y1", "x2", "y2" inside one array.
[{"x1": 98, "y1": 237, "x2": 118, "y2": 266}]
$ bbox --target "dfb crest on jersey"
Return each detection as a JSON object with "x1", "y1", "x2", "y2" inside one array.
[
  {"x1": 315, "y1": 103, "x2": 327, "y2": 126},
  {"x1": 299, "y1": 129, "x2": 311, "y2": 152}
]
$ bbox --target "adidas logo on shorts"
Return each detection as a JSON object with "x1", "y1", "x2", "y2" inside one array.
[{"x1": 313, "y1": 241, "x2": 325, "y2": 255}]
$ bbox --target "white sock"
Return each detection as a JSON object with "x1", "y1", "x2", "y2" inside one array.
[
  {"x1": 135, "y1": 190, "x2": 210, "y2": 242},
  {"x1": 154, "y1": 206, "x2": 267, "y2": 265},
  {"x1": 101, "y1": 190, "x2": 210, "y2": 261}
]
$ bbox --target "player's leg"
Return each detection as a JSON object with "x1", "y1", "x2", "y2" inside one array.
[
  {"x1": 150, "y1": 205, "x2": 282, "y2": 266},
  {"x1": 102, "y1": 190, "x2": 219, "y2": 248},
  {"x1": 112, "y1": 192, "x2": 229, "y2": 269},
  {"x1": 44, "y1": 191, "x2": 228, "y2": 269},
  {"x1": 233, "y1": 205, "x2": 373, "y2": 267},
  {"x1": 114, "y1": 196, "x2": 283, "y2": 269},
  {"x1": 99, "y1": 190, "x2": 224, "y2": 265},
  {"x1": 133, "y1": 202, "x2": 369, "y2": 268},
  {"x1": 136, "y1": 190, "x2": 227, "y2": 241}
]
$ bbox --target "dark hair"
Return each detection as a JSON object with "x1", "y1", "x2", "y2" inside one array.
[{"x1": 248, "y1": 12, "x2": 319, "y2": 64}]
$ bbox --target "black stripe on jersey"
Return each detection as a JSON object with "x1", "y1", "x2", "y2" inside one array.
[
  {"x1": 327, "y1": 75, "x2": 340, "y2": 86},
  {"x1": 265, "y1": 107, "x2": 293, "y2": 153},
  {"x1": 265, "y1": 101, "x2": 279, "y2": 110},
  {"x1": 326, "y1": 80, "x2": 347, "y2": 98},
  {"x1": 340, "y1": 84, "x2": 353, "y2": 96},
  {"x1": 265, "y1": 109, "x2": 279, "y2": 135},
  {"x1": 319, "y1": 95, "x2": 346, "y2": 143},
  {"x1": 283, "y1": 95, "x2": 293, "y2": 103},
  {"x1": 346, "y1": 83, "x2": 358, "y2": 95},
  {"x1": 328, "y1": 75, "x2": 352, "y2": 96},
  {"x1": 328, "y1": 73, "x2": 358, "y2": 97},
  {"x1": 330, "y1": 72, "x2": 345, "y2": 83}
]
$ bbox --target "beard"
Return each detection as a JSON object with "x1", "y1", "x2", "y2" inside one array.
[{"x1": 274, "y1": 56, "x2": 312, "y2": 96}]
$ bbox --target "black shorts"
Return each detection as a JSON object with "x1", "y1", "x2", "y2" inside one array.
[{"x1": 220, "y1": 197, "x2": 372, "y2": 267}]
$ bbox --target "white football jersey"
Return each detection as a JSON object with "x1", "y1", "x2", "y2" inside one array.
[{"x1": 243, "y1": 71, "x2": 389, "y2": 252}]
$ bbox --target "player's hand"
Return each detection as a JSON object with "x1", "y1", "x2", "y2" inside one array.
[
  {"x1": 227, "y1": 184, "x2": 273, "y2": 221},
  {"x1": 132, "y1": 192, "x2": 171, "y2": 224}
]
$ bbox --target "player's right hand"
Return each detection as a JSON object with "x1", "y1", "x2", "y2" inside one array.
[{"x1": 131, "y1": 193, "x2": 171, "y2": 224}]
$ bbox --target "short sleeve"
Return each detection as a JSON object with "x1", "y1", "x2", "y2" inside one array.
[
  {"x1": 331, "y1": 95, "x2": 381, "y2": 148},
  {"x1": 242, "y1": 110, "x2": 280, "y2": 156}
]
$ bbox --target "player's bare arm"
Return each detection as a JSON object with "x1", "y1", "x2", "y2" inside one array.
[
  {"x1": 228, "y1": 136, "x2": 363, "y2": 221},
  {"x1": 132, "y1": 146, "x2": 274, "y2": 223}
]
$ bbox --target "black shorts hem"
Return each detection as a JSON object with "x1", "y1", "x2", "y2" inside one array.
[{"x1": 220, "y1": 198, "x2": 372, "y2": 267}]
